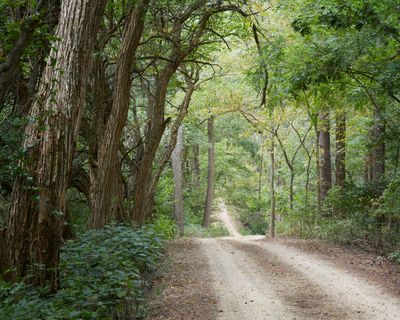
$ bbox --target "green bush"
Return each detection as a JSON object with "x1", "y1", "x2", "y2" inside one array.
[
  {"x1": 150, "y1": 214, "x2": 177, "y2": 240},
  {"x1": 239, "y1": 210, "x2": 268, "y2": 235},
  {"x1": 184, "y1": 221, "x2": 230, "y2": 237},
  {"x1": 0, "y1": 224, "x2": 166, "y2": 319},
  {"x1": 388, "y1": 251, "x2": 400, "y2": 263},
  {"x1": 319, "y1": 182, "x2": 400, "y2": 247},
  {"x1": 314, "y1": 218, "x2": 360, "y2": 244}
]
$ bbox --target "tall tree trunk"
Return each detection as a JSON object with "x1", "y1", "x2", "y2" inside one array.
[
  {"x1": 269, "y1": 127, "x2": 276, "y2": 238},
  {"x1": 308, "y1": 111, "x2": 322, "y2": 215},
  {"x1": 372, "y1": 104, "x2": 385, "y2": 247},
  {"x1": 257, "y1": 135, "x2": 264, "y2": 212},
  {"x1": 319, "y1": 111, "x2": 332, "y2": 203},
  {"x1": 335, "y1": 110, "x2": 346, "y2": 187},
  {"x1": 129, "y1": 4, "x2": 223, "y2": 224},
  {"x1": 315, "y1": 127, "x2": 321, "y2": 214},
  {"x1": 305, "y1": 149, "x2": 314, "y2": 207},
  {"x1": 202, "y1": 116, "x2": 215, "y2": 228},
  {"x1": 192, "y1": 144, "x2": 201, "y2": 188},
  {"x1": 364, "y1": 153, "x2": 374, "y2": 183},
  {"x1": 289, "y1": 171, "x2": 294, "y2": 209},
  {"x1": 135, "y1": 74, "x2": 197, "y2": 224},
  {"x1": 88, "y1": 0, "x2": 149, "y2": 228},
  {"x1": 171, "y1": 126, "x2": 185, "y2": 236},
  {"x1": 130, "y1": 64, "x2": 197, "y2": 224},
  {"x1": 111, "y1": 157, "x2": 127, "y2": 222},
  {"x1": 6, "y1": 0, "x2": 106, "y2": 290},
  {"x1": 131, "y1": 65, "x2": 176, "y2": 225},
  {"x1": 372, "y1": 105, "x2": 385, "y2": 184}
]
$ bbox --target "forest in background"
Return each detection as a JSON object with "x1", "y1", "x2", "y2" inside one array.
[{"x1": 0, "y1": 0, "x2": 400, "y2": 318}]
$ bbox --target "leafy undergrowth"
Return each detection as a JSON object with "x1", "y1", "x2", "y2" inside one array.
[
  {"x1": 388, "y1": 250, "x2": 400, "y2": 263},
  {"x1": 184, "y1": 220, "x2": 230, "y2": 238},
  {"x1": 0, "y1": 222, "x2": 172, "y2": 320}
]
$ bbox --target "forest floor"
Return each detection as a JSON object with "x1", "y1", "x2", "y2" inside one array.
[{"x1": 147, "y1": 202, "x2": 400, "y2": 320}]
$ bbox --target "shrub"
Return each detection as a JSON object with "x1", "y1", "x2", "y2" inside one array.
[
  {"x1": 239, "y1": 210, "x2": 268, "y2": 235},
  {"x1": 0, "y1": 224, "x2": 166, "y2": 320},
  {"x1": 184, "y1": 221, "x2": 230, "y2": 237},
  {"x1": 388, "y1": 251, "x2": 400, "y2": 263},
  {"x1": 150, "y1": 214, "x2": 177, "y2": 240}
]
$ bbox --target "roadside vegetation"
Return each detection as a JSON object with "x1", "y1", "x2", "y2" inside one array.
[
  {"x1": 0, "y1": 221, "x2": 174, "y2": 319},
  {"x1": 0, "y1": 0, "x2": 399, "y2": 318}
]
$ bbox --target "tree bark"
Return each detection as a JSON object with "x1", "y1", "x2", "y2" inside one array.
[
  {"x1": 88, "y1": 0, "x2": 149, "y2": 228},
  {"x1": 111, "y1": 156, "x2": 128, "y2": 222},
  {"x1": 257, "y1": 135, "x2": 264, "y2": 212},
  {"x1": 202, "y1": 116, "x2": 215, "y2": 228},
  {"x1": 305, "y1": 149, "x2": 314, "y2": 206},
  {"x1": 315, "y1": 125, "x2": 321, "y2": 214},
  {"x1": 269, "y1": 127, "x2": 276, "y2": 238},
  {"x1": 364, "y1": 153, "x2": 374, "y2": 183},
  {"x1": 171, "y1": 126, "x2": 185, "y2": 236},
  {"x1": 192, "y1": 144, "x2": 201, "y2": 188},
  {"x1": 139, "y1": 74, "x2": 197, "y2": 224},
  {"x1": 131, "y1": 65, "x2": 177, "y2": 225},
  {"x1": 6, "y1": 0, "x2": 106, "y2": 290},
  {"x1": 130, "y1": 3, "x2": 234, "y2": 225},
  {"x1": 371, "y1": 104, "x2": 385, "y2": 247},
  {"x1": 275, "y1": 132, "x2": 294, "y2": 210},
  {"x1": 318, "y1": 111, "x2": 332, "y2": 203},
  {"x1": 335, "y1": 110, "x2": 346, "y2": 187},
  {"x1": 372, "y1": 104, "x2": 385, "y2": 184}
]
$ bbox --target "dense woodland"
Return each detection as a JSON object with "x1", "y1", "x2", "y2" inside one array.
[{"x1": 0, "y1": 0, "x2": 399, "y2": 318}]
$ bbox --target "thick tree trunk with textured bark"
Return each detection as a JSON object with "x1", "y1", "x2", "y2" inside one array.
[
  {"x1": 88, "y1": 0, "x2": 149, "y2": 228},
  {"x1": 203, "y1": 116, "x2": 215, "y2": 228},
  {"x1": 70, "y1": 164, "x2": 90, "y2": 202},
  {"x1": 111, "y1": 157, "x2": 127, "y2": 222},
  {"x1": 335, "y1": 110, "x2": 346, "y2": 187},
  {"x1": 319, "y1": 111, "x2": 332, "y2": 203},
  {"x1": 5, "y1": 0, "x2": 106, "y2": 290},
  {"x1": 171, "y1": 126, "x2": 185, "y2": 236}
]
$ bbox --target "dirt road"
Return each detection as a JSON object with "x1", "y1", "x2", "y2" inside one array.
[{"x1": 149, "y1": 202, "x2": 400, "y2": 320}]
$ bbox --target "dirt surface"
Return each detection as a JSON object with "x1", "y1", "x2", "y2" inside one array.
[
  {"x1": 279, "y1": 238, "x2": 400, "y2": 297},
  {"x1": 147, "y1": 238, "x2": 218, "y2": 320},
  {"x1": 216, "y1": 200, "x2": 241, "y2": 237},
  {"x1": 148, "y1": 203, "x2": 400, "y2": 319}
]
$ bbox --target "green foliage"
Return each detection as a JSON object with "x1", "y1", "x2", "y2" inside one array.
[
  {"x1": 0, "y1": 224, "x2": 166, "y2": 319},
  {"x1": 238, "y1": 209, "x2": 268, "y2": 235},
  {"x1": 184, "y1": 221, "x2": 230, "y2": 238},
  {"x1": 314, "y1": 217, "x2": 362, "y2": 244},
  {"x1": 313, "y1": 183, "x2": 399, "y2": 246},
  {"x1": 388, "y1": 251, "x2": 400, "y2": 263},
  {"x1": 153, "y1": 169, "x2": 174, "y2": 217},
  {"x1": 150, "y1": 214, "x2": 177, "y2": 240},
  {"x1": 66, "y1": 188, "x2": 91, "y2": 235},
  {"x1": 0, "y1": 115, "x2": 26, "y2": 195}
]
